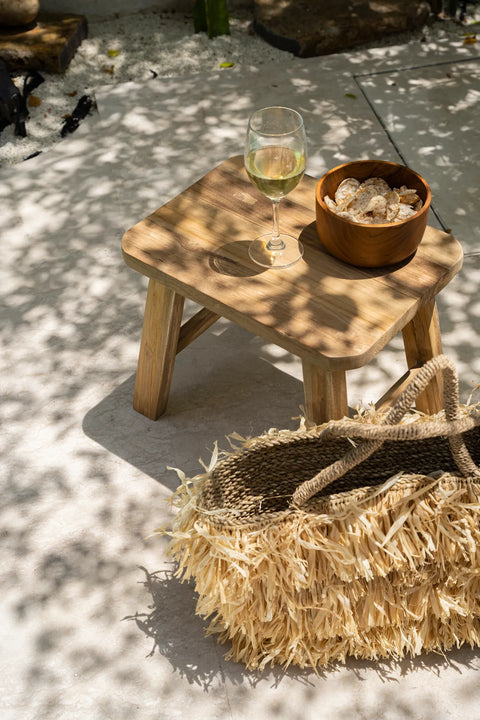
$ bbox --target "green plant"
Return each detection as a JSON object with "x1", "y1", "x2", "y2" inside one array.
[{"x1": 193, "y1": 0, "x2": 230, "y2": 38}]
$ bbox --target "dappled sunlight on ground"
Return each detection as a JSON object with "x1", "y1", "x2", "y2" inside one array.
[{"x1": 1, "y1": 10, "x2": 480, "y2": 718}]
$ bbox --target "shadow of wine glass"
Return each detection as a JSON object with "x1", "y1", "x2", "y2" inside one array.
[{"x1": 209, "y1": 240, "x2": 266, "y2": 277}]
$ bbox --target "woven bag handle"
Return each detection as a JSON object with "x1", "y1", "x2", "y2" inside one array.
[{"x1": 292, "y1": 354, "x2": 480, "y2": 507}]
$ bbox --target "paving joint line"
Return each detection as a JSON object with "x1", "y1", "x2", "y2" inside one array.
[
  {"x1": 351, "y1": 73, "x2": 448, "y2": 231},
  {"x1": 353, "y1": 53, "x2": 480, "y2": 79},
  {"x1": 350, "y1": 54, "x2": 480, "y2": 232}
]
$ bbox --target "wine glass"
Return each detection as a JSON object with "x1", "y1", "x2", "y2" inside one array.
[{"x1": 244, "y1": 106, "x2": 306, "y2": 268}]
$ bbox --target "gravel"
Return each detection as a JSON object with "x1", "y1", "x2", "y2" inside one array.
[{"x1": 1, "y1": 4, "x2": 478, "y2": 167}]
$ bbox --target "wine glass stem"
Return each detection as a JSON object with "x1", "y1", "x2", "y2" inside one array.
[{"x1": 266, "y1": 199, "x2": 285, "y2": 252}]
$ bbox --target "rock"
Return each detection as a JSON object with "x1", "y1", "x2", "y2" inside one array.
[
  {"x1": 253, "y1": 0, "x2": 433, "y2": 57},
  {"x1": 0, "y1": 0, "x2": 40, "y2": 27},
  {"x1": 0, "y1": 13, "x2": 88, "y2": 73}
]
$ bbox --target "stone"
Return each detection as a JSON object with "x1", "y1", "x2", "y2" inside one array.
[
  {"x1": 0, "y1": 13, "x2": 88, "y2": 73},
  {"x1": 253, "y1": 0, "x2": 433, "y2": 57},
  {"x1": 0, "y1": 0, "x2": 39, "y2": 27}
]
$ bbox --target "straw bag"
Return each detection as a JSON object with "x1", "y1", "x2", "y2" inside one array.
[{"x1": 161, "y1": 355, "x2": 480, "y2": 670}]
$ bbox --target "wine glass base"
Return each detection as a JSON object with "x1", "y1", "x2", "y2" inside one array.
[{"x1": 248, "y1": 234, "x2": 304, "y2": 269}]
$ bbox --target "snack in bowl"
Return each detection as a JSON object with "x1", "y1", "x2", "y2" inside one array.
[
  {"x1": 315, "y1": 160, "x2": 432, "y2": 268},
  {"x1": 324, "y1": 176, "x2": 423, "y2": 224}
]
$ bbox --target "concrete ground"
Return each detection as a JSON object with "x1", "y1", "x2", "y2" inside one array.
[{"x1": 1, "y1": 13, "x2": 480, "y2": 720}]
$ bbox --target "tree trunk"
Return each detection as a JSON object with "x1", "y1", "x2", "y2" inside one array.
[{"x1": 194, "y1": 0, "x2": 230, "y2": 38}]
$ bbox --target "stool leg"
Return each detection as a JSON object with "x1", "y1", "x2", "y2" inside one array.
[
  {"x1": 302, "y1": 360, "x2": 348, "y2": 424},
  {"x1": 402, "y1": 299, "x2": 443, "y2": 414},
  {"x1": 133, "y1": 278, "x2": 185, "y2": 420}
]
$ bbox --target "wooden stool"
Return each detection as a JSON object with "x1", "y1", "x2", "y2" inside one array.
[{"x1": 121, "y1": 155, "x2": 463, "y2": 424}]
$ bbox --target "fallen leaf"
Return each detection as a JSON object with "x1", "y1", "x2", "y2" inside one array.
[
  {"x1": 108, "y1": 49, "x2": 120, "y2": 57},
  {"x1": 66, "y1": 90, "x2": 78, "y2": 97},
  {"x1": 220, "y1": 61, "x2": 235, "y2": 68},
  {"x1": 102, "y1": 64, "x2": 115, "y2": 75},
  {"x1": 28, "y1": 95, "x2": 42, "y2": 107},
  {"x1": 344, "y1": 92, "x2": 357, "y2": 99},
  {"x1": 463, "y1": 34, "x2": 477, "y2": 45}
]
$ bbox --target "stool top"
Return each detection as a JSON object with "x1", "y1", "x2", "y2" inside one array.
[{"x1": 122, "y1": 155, "x2": 463, "y2": 370}]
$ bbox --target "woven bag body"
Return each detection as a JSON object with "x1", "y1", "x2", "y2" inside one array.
[{"x1": 163, "y1": 356, "x2": 480, "y2": 670}]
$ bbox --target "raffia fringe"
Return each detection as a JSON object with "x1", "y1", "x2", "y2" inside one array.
[{"x1": 157, "y1": 408, "x2": 480, "y2": 670}]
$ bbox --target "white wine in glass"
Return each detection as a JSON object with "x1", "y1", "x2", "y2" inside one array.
[{"x1": 244, "y1": 106, "x2": 306, "y2": 268}]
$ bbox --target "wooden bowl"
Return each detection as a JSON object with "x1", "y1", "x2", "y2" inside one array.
[{"x1": 315, "y1": 160, "x2": 431, "y2": 267}]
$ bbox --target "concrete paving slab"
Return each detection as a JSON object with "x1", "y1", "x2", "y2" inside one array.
[
  {"x1": 5, "y1": 120, "x2": 125, "y2": 235},
  {"x1": 436, "y1": 252, "x2": 480, "y2": 381},
  {"x1": 356, "y1": 57, "x2": 480, "y2": 249},
  {"x1": 95, "y1": 60, "x2": 400, "y2": 230}
]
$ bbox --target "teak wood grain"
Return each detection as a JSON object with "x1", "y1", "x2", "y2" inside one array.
[
  {"x1": 123, "y1": 155, "x2": 462, "y2": 368},
  {"x1": 133, "y1": 280, "x2": 184, "y2": 420},
  {"x1": 315, "y1": 159, "x2": 431, "y2": 267},
  {"x1": 122, "y1": 155, "x2": 463, "y2": 421}
]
